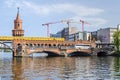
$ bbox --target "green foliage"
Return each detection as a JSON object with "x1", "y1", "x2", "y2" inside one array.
[
  {"x1": 113, "y1": 30, "x2": 120, "y2": 52},
  {"x1": 114, "y1": 50, "x2": 120, "y2": 54}
]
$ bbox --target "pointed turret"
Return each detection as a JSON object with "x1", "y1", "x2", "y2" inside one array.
[
  {"x1": 16, "y1": 7, "x2": 20, "y2": 20},
  {"x1": 15, "y1": 7, "x2": 22, "y2": 21},
  {"x1": 12, "y1": 7, "x2": 24, "y2": 36}
]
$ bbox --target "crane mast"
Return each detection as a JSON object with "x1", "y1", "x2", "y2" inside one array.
[
  {"x1": 61, "y1": 19, "x2": 73, "y2": 28},
  {"x1": 80, "y1": 20, "x2": 90, "y2": 32},
  {"x1": 42, "y1": 21, "x2": 61, "y2": 37}
]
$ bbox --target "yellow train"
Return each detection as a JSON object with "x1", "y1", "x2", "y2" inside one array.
[{"x1": 0, "y1": 36, "x2": 64, "y2": 41}]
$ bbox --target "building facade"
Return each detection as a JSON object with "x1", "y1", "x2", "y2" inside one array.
[
  {"x1": 50, "y1": 31, "x2": 62, "y2": 38},
  {"x1": 69, "y1": 31, "x2": 91, "y2": 41},
  {"x1": 91, "y1": 31, "x2": 97, "y2": 41},
  {"x1": 96, "y1": 27, "x2": 118, "y2": 43},
  {"x1": 50, "y1": 27, "x2": 78, "y2": 41}
]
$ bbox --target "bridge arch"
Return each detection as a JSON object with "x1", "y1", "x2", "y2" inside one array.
[
  {"x1": 97, "y1": 51, "x2": 108, "y2": 56},
  {"x1": 68, "y1": 51, "x2": 91, "y2": 57},
  {"x1": 29, "y1": 50, "x2": 60, "y2": 57}
]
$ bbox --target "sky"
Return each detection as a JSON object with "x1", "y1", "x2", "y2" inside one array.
[{"x1": 0, "y1": 0, "x2": 120, "y2": 37}]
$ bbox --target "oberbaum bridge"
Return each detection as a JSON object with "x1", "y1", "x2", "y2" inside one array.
[{"x1": 0, "y1": 9, "x2": 113, "y2": 57}]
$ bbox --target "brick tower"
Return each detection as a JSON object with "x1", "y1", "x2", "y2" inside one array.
[{"x1": 12, "y1": 8, "x2": 24, "y2": 36}]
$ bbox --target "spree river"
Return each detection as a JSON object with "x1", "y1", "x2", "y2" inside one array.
[{"x1": 0, "y1": 52, "x2": 120, "y2": 80}]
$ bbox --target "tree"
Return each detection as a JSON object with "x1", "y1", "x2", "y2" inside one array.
[{"x1": 113, "y1": 30, "x2": 120, "y2": 52}]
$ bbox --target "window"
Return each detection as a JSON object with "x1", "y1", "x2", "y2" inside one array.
[{"x1": 18, "y1": 23, "x2": 20, "y2": 27}]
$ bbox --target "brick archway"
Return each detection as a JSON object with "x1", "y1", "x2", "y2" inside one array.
[{"x1": 68, "y1": 51, "x2": 91, "y2": 57}]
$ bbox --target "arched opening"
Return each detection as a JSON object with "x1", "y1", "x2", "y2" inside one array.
[
  {"x1": 30, "y1": 44, "x2": 33, "y2": 47},
  {"x1": 53, "y1": 44, "x2": 56, "y2": 48},
  {"x1": 53, "y1": 44, "x2": 56, "y2": 46},
  {"x1": 43, "y1": 51, "x2": 60, "y2": 57},
  {"x1": 97, "y1": 51, "x2": 108, "y2": 57},
  {"x1": 41, "y1": 44, "x2": 44, "y2": 47},
  {"x1": 17, "y1": 43, "x2": 22, "y2": 51},
  {"x1": 68, "y1": 51, "x2": 91, "y2": 57},
  {"x1": 49, "y1": 44, "x2": 51, "y2": 47},
  {"x1": 26, "y1": 44, "x2": 29, "y2": 46},
  {"x1": 34, "y1": 44, "x2": 37, "y2": 46},
  {"x1": 17, "y1": 43, "x2": 21, "y2": 46},
  {"x1": 38, "y1": 44, "x2": 40, "y2": 47},
  {"x1": 30, "y1": 51, "x2": 60, "y2": 57},
  {"x1": 30, "y1": 51, "x2": 48, "y2": 57}
]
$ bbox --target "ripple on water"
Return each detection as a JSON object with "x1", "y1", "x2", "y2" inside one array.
[{"x1": 1, "y1": 53, "x2": 120, "y2": 80}]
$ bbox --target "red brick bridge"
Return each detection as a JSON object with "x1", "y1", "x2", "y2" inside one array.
[{"x1": 13, "y1": 39, "x2": 95, "y2": 57}]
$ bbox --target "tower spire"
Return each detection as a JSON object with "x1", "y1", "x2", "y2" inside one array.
[
  {"x1": 16, "y1": 7, "x2": 20, "y2": 20},
  {"x1": 17, "y1": 7, "x2": 19, "y2": 14}
]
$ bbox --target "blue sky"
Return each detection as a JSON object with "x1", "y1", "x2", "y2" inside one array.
[{"x1": 0, "y1": 0, "x2": 120, "y2": 37}]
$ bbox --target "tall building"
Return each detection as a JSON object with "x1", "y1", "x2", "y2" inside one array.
[
  {"x1": 50, "y1": 27, "x2": 78, "y2": 40},
  {"x1": 97, "y1": 27, "x2": 117, "y2": 43},
  {"x1": 91, "y1": 31, "x2": 97, "y2": 41},
  {"x1": 62, "y1": 27, "x2": 78, "y2": 40},
  {"x1": 69, "y1": 31, "x2": 91, "y2": 41},
  {"x1": 50, "y1": 31, "x2": 62, "y2": 38},
  {"x1": 12, "y1": 8, "x2": 24, "y2": 36}
]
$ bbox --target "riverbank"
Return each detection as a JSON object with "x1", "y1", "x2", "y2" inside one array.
[{"x1": 110, "y1": 53, "x2": 120, "y2": 57}]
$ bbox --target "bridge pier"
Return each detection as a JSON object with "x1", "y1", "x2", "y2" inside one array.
[
  {"x1": 13, "y1": 46, "x2": 29, "y2": 57},
  {"x1": 13, "y1": 40, "x2": 29, "y2": 57}
]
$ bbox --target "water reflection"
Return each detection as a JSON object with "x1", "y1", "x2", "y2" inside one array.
[
  {"x1": 113, "y1": 57, "x2": 120, "y2": 77},
  {"x1": 114, "y1": 57, "x2": 120, "y2": 72},
  {"x1": 30, "y1": 52, "x2": 48, "y2": 57},
  {"x1": 0, "y1": 52, "x2": 120, "y2": 80}
]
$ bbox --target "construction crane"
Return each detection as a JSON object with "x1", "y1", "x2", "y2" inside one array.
[
  {"x1": 61, "y1": 19, "x2": 73, "y2": 27},
  {"x1": 80, "y1": 20, "x2": 90, "y2": 32},
  {"x1": 42, "y1": 21, "x2": 61, "y2": 37}
]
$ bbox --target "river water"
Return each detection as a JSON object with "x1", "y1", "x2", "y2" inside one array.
[{"x1": 0, "y1": 52, "x2": 120, "y2": 80}]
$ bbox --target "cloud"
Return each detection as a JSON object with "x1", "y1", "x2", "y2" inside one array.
[
  {"x1": 5, "y1": 0, "x2": 103, "y2": 16},
  {"x1": 86, "y1": 18, "x2": 107, "y2": 26},
  {"x1": 4, "y1": 0, "x2": 106, "y2": 27},
  {"x1": 26, "y1": 2, "x2": 103, "y2": 17},
  {"x1": 72, "y1": 16, "x2": 107, "y2": 27}
]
